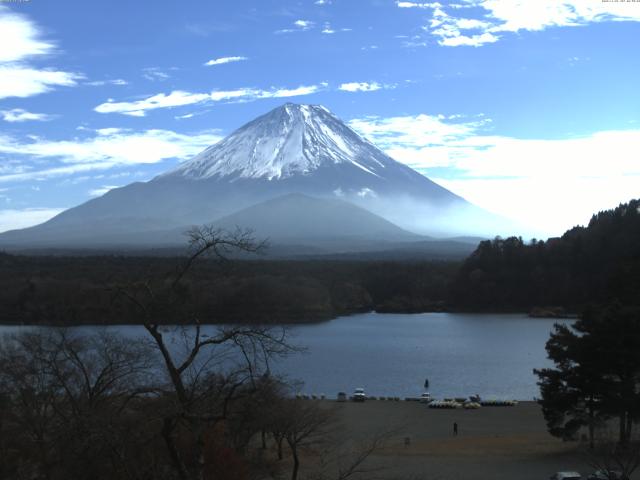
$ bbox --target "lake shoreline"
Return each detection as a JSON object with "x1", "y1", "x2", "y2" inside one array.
[{"x1": 0, "y1": 308, "x2": 569, "y2": 327}]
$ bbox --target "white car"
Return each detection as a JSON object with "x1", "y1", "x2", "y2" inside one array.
[
  {"x1": 420, "y1": 392, "x2": 432, "y2": 403},
  {"x1": 353, "y1": 388, "x2": 366, "y2": 402},
  {"x1": 550, "y1": 472, "x2": 581, "y2": 480}
]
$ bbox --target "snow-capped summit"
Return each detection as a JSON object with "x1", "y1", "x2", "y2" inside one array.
[{"x1": 166, "y1": 103, "x2": 392, "y2": 181}]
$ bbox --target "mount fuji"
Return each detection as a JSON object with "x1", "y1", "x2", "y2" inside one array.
[{"x1": 0, "y1": 103, "x2": 495, "y2": 253}]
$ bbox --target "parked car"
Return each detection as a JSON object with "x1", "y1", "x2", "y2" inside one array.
[
  {"x1": 550, "y1": 472, "x2": 581, "y2": 480},
  {"x1": 336, "y1": 392, "x2": 347, "y2": 402},
  {"x1": 420, "y1": 392, "x2": 432, "y2": 403},
  {"x1": 587, "y1": 470, "x2": 628, "y2": 480},
  {"x1": 352, "y1": 388, "x2": 366, "y2": 402}
]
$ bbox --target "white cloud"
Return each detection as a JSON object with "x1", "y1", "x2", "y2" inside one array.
[
  {"x1": 95, "y1": 90, "x2": 211, "y2": 116},
  {"x1": 397, "y1": 1, "x2": 441, "y2": 9},
  {"x1": 0, "y1": 208, "x2": 65, "y2": 234},
  {"x1": 436, "y1": 176, "x2": 640, "y2": 237},
  {"x1": 0, "y1": 7, "x2": 81, "y2": 98},
  {"x1": 88, "y1": 185, "x2": 120, "y2": 197},
  {"x1": 204, "y1": 56, "x2": 248, "y2": 66},
  {"x1": 0, "y1": 6, "x2": 53, "y2": 62},
  {"x1": 319, "y1": 23, "x2": 351, "y2": 34},
  {"x1": 0, "y1": 64, "x2": 82, "y2": 100},
  {"x1": 315, "y1": 0, "x2": 331, "y2": 5},
  {"x1": 1, "y1": 108, "x2": 55, "y2": 122},
  {"x1": 399, "y1": 0, "x2": 640, "y2": 47},
  {"x1": 294, "y1": 20, "x2": 314, "y2": 29},
  {"x1": 267, "y1": 85, "x2": 322, "y2": 98},
  {"x1": 95, "y1": 84, "x2": 325, "y2": 116},
  {"x1": 479, "y1": 0, "x2": 640, "y2": 32},
  {"x1": 349, "y1": 113, "x2": 487, "y2": 169},
  {"x1": 339, "y1": 82, "x2": 385, "y2": 92},
  {"x1": 322, "y1": 24, "x2": 336, "y2": 34},
  {"x1": 0, "y1": 128, "x2": 223, "y2": 183},
  {"x1": 85, "y1": 78, "x2": 128, "y2": 86},
  {"x1": 276, "y1": 19, "x2": 315, "y2": 33},
  {"x1": 349, "y1": 113, "x2": 640, "y2": 235},
  {"x1": 142, "y1": 67, "x2": 170, "y2": 81}
]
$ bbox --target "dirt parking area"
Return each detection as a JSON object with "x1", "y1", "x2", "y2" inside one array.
[{"x1": 319, "y1": 400, "x2": 621, "y2": 480}]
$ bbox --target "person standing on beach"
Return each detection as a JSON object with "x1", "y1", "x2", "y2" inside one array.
[{"x1": 453, "y1": 422, "x2": 458, "y2": 436}]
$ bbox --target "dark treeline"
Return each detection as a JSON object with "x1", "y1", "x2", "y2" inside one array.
[
  {"x1": 0, "y1": 252, "x2": 457, "y2": 326},
  {"x1": 451, "y1": 199, "x2": 640, "y2": 313},
  {"x1": 2, "y1": 198, "x2": 639, "y2": 325}
]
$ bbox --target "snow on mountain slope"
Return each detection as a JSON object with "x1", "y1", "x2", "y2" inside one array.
[{"x1": 165, "y1": 103, "x2": 395, "y2": 181}]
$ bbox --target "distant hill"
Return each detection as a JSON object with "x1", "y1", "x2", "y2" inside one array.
[
  {"x1": 450, "y1": 199, "x2": 640, "y2": 311},
  {"x1": 0, "y1": 193, "x2": 480, "y2": 260},
  {"x1": 209, "y1": 193, "x2": 421, "y2": 246}
]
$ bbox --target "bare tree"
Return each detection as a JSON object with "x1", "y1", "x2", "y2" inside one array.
[
  {"x1": 0, "y1": 330, "x2": 157, "y2": 480},
  {"x1": 113, "y1": 226, "x2": 296, "y2": 480},
  {"x1": 309, "y1": 426, "x2": 399, "y2": 480},
  {"x1": 279, "y1": 399, "x2": 335, "y2": 480},
  {"x1": 585, "y1": 427, "x2": 640, "y2": 480}
]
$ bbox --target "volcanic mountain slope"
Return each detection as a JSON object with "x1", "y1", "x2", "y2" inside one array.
[
  {"x1": 0, "y1": 103, "x2": 494, "y2": 249},
  {"x1": 211, "y1": 193, "x2": 421, "y2": 243}
]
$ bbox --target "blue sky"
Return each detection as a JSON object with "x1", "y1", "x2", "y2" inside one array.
[{"x1": 0, "y1": 0, "x2": 638, "y2": 236}]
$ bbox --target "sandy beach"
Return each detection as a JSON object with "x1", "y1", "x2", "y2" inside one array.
[{"x1": 310, "y1": 400, "x2": 625, "y2": 480}]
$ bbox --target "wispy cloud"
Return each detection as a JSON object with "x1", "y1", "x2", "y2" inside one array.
[
  {"x1": 398, "y1": 0, "x2": 640, "y2": 47},
  {"x1": 1, "y1": 108, "x2": 55, "y2": 123},
  {"x1": 321, "y1": 22, "x2": 352, "y2": 34},
  {"x1": 275, "y1": 19, "x2": 316, "y2": 33},
  {"x1": 95, "y1": 84, "x2": 326, "y2": 116},
  {"x1": 204, "y1": 56, "x2": 248, "y2": 66},
  {"x1": 339, "y1": 82, "x2": 390, "y2": 92},
  {"x1": 0, "y1": 208, "x2": 65, "y2": 234},
  {"x1": 88, "y1": 185, "x2": 120, "y2": 197},
  {"x1": 349, "y1": 113, "x2": 489, "y2": 169},
  {"x1": 0, "y1": 6, "x2": 82, "y2": 98},
  {"x1": 0, "y1": 128, "x2": 223, "y2": 183},
  {"x1": 95, "y1": 91, "x2": 211, "y2": 117},
  {"x1": 142, "y1": 67, "x2": 170, "y2": 81},
  {"x1": 294, "y1": 19, "x2": 314, "y2": 29},
  {"x1": 396, "y1": 1, "x2": 440, "y2": 9},
  {"x1": 322, "y1": 23, "x2": 336, "y2": 34},
  {"x1": 0, "y1": 65, "x2": 82, "y2": 99},
  {"x1": 85, "y1": 78, "x2": 128, "y2": 86},
  {"x1": 350, "y1": 113, "x2": 640, "y2": 234}
]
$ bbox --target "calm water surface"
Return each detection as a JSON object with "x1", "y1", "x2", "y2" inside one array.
[
  {"x1": 0, "y1": 312, "x2": 567, "y2": 400},
  {"x1": 281, "y1": 312, "x2": 567, "y2": 400}
]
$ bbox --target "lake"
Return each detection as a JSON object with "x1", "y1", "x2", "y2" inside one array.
[
  {"x1": 0, "y1": 312, "x2": 568, "y2": 400},
  {"x1": 279, "y1": 312, "x2": 567, "y2": 400}
]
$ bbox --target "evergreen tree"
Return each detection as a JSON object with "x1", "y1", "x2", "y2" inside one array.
[{"x1": 535, "y1": 304, "x2": 640, "y2": 446}]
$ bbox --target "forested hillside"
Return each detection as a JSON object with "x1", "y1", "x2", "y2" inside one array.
[
  {"x1": 0, "y1": 254, "x2": 456, "y2": 325},
  {"x1": 451, "y1": 199, "x2": 640, "y2": 312}
]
